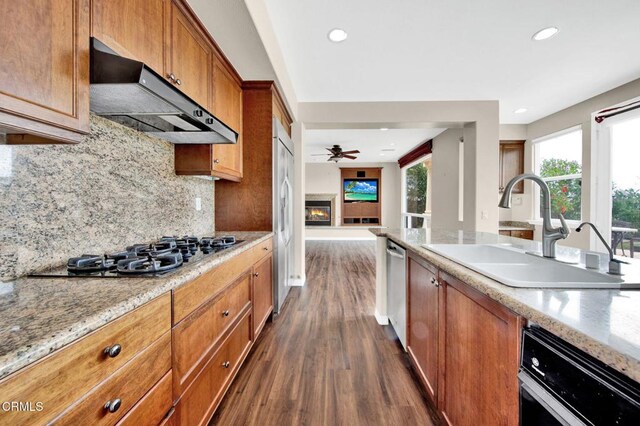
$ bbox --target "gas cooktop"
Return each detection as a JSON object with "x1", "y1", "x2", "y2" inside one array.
[{"x1": 30, "y1": 236, "x2": 243, "y2": 278}]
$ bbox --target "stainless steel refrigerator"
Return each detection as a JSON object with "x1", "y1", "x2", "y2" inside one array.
[{"x1": 273, "y1": 118, "x2": 294, "y2": 314}]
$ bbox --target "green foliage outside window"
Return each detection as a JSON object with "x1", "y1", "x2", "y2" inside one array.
[
  {"x1": 539, "y1": 158, "x2": 582, "y2": 220},
  {"x1": 612, "y1": 186, "x2": 640, "y2": 231}
]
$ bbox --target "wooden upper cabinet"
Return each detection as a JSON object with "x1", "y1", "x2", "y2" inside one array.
[
  {"x1": 211, "y1": 54, "x2": 243, "y2": 179},
  {"x1": 407, "y1": 254, "x2": 440, "y2": 401},
  {"x1": 0, "y1": 0, "x2": 90, "y2": 144},
  {"x1": 174, "y1": 58, "x2": 243, "y2": 180},
  {"x1": 165, "y1": 0, "x2": 212, "y2": 110},
  {"x1": 91, "y1": 0, "x2": 165, "y2": 74},
  {"x1": 438, "y1": 271, "x2": 521, "y2": 426},
  {"x1": 499, "y1": 141, "x2": 525, "y2": 193}
]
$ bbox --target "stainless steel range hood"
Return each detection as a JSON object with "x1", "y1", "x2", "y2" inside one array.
[{"x1": 89, "y1": 38, "x2": 237, "y2": 145}]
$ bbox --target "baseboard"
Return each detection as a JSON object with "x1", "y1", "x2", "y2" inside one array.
[
  {"x1": 374, "y1": 310, "x2": 389, "y2": 325},
  {"x1": 290, "y1": 277, "x2": 306, "y2": 286}
]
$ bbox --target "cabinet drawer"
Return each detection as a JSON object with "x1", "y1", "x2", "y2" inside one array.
[
  {"x1": 176, "y1": 310, "x2": 252, "y2": 426},
  {"x1": 252, "y1": 237, "x2": 273, "y2": 259},
  {"x1": 116, "y1": 370, "x2": 173, "y2": 426},
  {"x1": 53, "y1": 332, "x2": 171, "y2": 425},
  {"x1": 173, "y1": 238, "x2": 273, "y2": 323},
  {"x1": 173, "y1": 273, "x2": 251, "y2": 395},
  {"x1": 0, "y1": 293, "x2": 171, "y2": 425}
]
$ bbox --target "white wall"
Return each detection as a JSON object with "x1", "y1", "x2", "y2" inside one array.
[
  {"x1": 513, "y1": 78, "x2": 640, "y2": 250},
  {"x1": 305, "y1": 162, "x2": 401, "y2": 229},
  {"x1": 431, "y1": 129, "x2": 463, "y2": 230}
]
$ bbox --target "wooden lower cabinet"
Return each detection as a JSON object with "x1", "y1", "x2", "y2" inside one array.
[
  {"x1": 0, "y1": 294, "x2": 171, "y2": 425},
  {"x1": 53, "y1": 332, "x2": 172, "y2": 426},
  {"x1": 175, "y1": 309, "x2": 252, "y2": 425},
  {"x1": 438, "y1": 271, "x2": 522, "y2": 426},
  {"x1": 117, "y1": 371, "x2": 173, "y2": 426},
  {"x1": 407, "y1": 253, "x2": 440, "y2": 400},
  {"x1": 172, "y1": 272, "x2": 251, "y2": 396},
  {"x1": 499, "y1": 229, "x2": 534, "y2": 240},
  {"x1": 252, "y1": 253, "x2": 273, "y2": 339}
]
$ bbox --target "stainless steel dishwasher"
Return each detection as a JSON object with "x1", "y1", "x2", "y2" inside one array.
[{"x1": 386, "y1": 240, "x2": 407, "y2": 350}]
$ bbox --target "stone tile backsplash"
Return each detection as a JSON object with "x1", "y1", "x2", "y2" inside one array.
[{"x1": 0, "y1": 115, "x2": 214, "y2": 279}]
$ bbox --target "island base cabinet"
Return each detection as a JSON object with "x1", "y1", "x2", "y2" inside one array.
[
  {"x1": 407, "y1": 254, "x2": 439, "y2": 401},
  {"x1": 174, "y1": 309, "x2": 252, "y2": 426},
  {"x1": 438, "y1": 271, "x2": 522, "y2": 426}
]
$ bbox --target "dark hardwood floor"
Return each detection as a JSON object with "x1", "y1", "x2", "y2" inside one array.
[{"x1": 211, "y1": 240, "x2": 435, "y2": 425}]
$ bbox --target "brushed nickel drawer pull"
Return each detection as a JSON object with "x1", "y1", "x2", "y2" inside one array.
[
  {"x1": 262, "y1": 247, "x2": 268, "y2": 251},
  {"x1": 104, "y1": 344, "x2": 122, "y2": 358},
  {"x1": 104, "y1": 398, "x2": 121, "y2": 413},
  {"x1": 222, "y1": 310, "x2": 230, "y2": 317},
  {"x1": 254, "y1": 272, "x2": 259, "y2": 277},
  {"x1": 222, "y1": 361, "x2": 230, "y2": 368},
  {"x1": 213, "y1": 159, "x2": 220, "y2": 164},
  {"x1": 175, "y1": 78, "x2": 182, "y2": 85},
  {"x1": 167, "y1": 73, "x2": 176, "y2": 82}
]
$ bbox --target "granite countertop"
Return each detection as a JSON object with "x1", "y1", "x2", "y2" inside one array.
[
  {"x1": 370, "y1": 227, "x2": 640, "y2": 382},
  {"x1": 499, "y1": 221, "x2": 535, "y2": 232},
  {"x1": 0, "y1": 232, "x2": 273, "y2": 380}
]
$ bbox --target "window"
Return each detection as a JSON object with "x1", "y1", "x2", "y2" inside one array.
[
  {"x1": 533, "y1": 128, "x2": 582, "y2": 221},
  {"x1": 401, "y1": 156, "x2": 431, "y2": 228}
]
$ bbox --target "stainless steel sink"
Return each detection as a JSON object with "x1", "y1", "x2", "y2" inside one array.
[{"x1": 423, "y1": 244, "x2": 640, "y2": 289}]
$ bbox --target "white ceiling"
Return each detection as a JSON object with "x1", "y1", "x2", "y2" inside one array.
[
  {"x1": 264, "y1": 0, "x2": 640, "y2": 124},
  {"x1": 305, "y1": 128, "x2": 445, "y2": 163}
]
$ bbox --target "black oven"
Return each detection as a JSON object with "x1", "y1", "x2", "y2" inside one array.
[{"x1": 519, "y1": 326, "x2": 640, "y2": 425}]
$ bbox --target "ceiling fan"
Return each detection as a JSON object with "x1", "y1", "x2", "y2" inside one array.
[{"x1": 311, "y1": 145, "x2": 360, "y2": 162}]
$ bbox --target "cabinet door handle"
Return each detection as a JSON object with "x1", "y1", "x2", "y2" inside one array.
[
  {"x1": 167, "y1": 73, "x2": 176, "y2": 82},
  {"x1": 175, "y1": 78, "x2": 182, "y2": 85},
  {"x1": 431, "y1": 277, "x2": 439, "y2": 287},
  {"x1": 103, "y1": 344, "x2": 121, "y2": 358},
  {"x1": 222, "y1": 361, "x2": 230, "y2": 368},
  {"x1": 213, "y1": 159, "x2": 220, "y2": 164},
  {"x1": 222, "y1": 310, "x2": 229, "y2": 317},
  {"x1": 263, "y1": 247, "x2": 268, "y2": 251},
  {"x1": 104, "y1": 399, "x2": 121, "y2": 413},
  {"x1": 254, "y1": 272, "x2": 259, "y2": 277}
]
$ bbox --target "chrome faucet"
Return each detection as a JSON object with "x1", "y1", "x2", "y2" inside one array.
[
  {"x1": 498, "y1": 173, "x2": 570, "y2": 258},
  {"x1": 576, "y1": 222, "x2": 627, "y2": 275}
]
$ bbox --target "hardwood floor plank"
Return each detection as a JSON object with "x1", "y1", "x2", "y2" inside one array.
[{"x1": 211, "y1": 241, "x2": 435, "y2": 425}]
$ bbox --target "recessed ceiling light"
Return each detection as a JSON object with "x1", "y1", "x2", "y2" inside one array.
[
  {"x1": 514, "y1": 108, "x2": 528, "y2": 114},
  {"x1": 390, "y1": 142, "x2": 395, "y2": 146},
  {"x1": 532, "y1": 27, "x2": 559, "y2": 41},
  {"x1": 379, "y1": 152, "x2": 386, "y2": 156},
  {"x1": 380, "y1": 127, "x2": 389, "y2": 131},
  {"x1": 328, "y1": 28, "x2": 348, "y2": 43}
]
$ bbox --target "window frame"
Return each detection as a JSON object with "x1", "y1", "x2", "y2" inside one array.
[
  {"x1": 532, "y1": 125, "x2": 583, "y2": 223},
  {"x1": 401, "y1": 154, "x2": 431, "y2": 228}
]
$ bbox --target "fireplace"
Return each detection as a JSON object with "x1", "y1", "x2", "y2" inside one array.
[{"x1": 305, "y1": 200, "x2": 332, "y2": 226}]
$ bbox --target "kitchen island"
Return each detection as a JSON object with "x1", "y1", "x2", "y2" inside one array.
[{"x1": 372, "y1": 227, "x2": 640, "y2": 381}]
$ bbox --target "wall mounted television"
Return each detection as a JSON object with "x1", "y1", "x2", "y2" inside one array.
[{"x1": 343, "y1": 179, "x2": 379, "y2": 203}]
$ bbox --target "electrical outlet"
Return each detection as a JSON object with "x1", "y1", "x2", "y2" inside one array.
[
  {"x1": 513, "y1": 196, "x2": 523, "y2": 206},
  {"x1": 195, "y1": 197, "x2": 202, "y2": 211}
]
